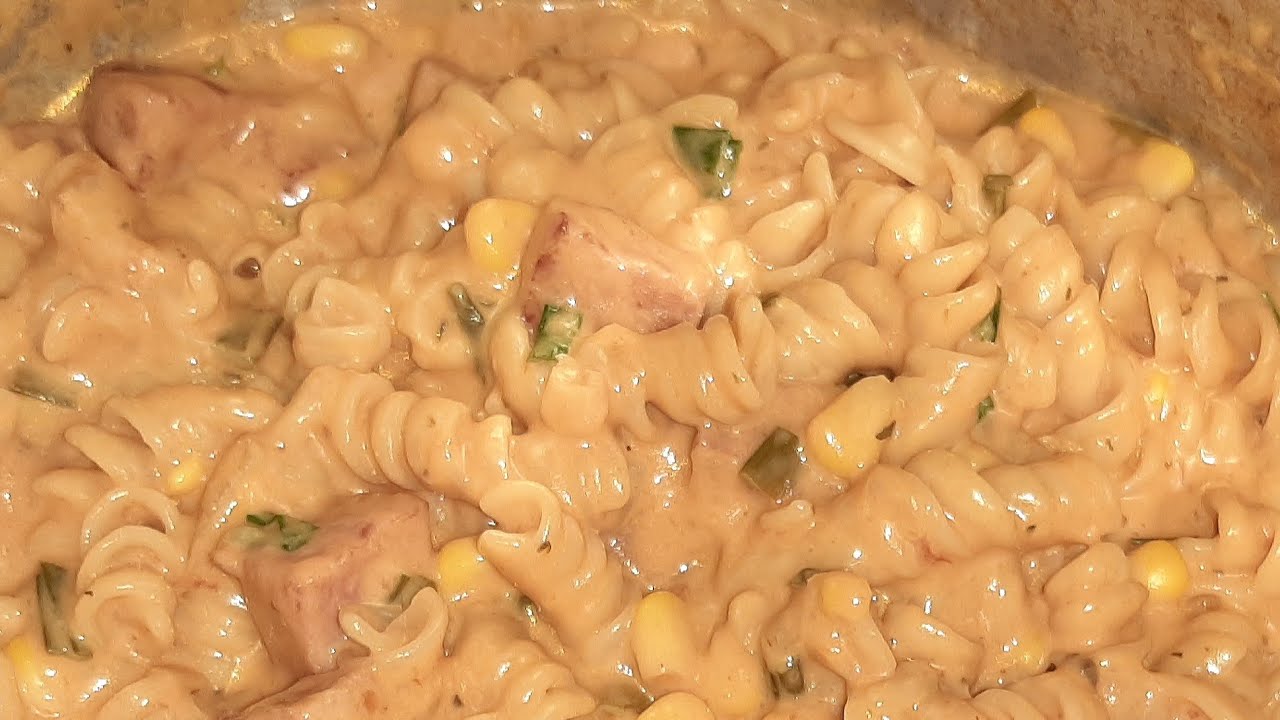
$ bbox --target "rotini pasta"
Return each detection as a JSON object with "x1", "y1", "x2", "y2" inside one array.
[{"x1": 3, "y1": 1, "x2": 1280, "y2": 719}]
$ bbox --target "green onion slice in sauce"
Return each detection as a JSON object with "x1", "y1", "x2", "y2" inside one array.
[
  {"x1": 672, "y1": 126, "x2": 743, "y2": 199},
  {"x1": 530, "y1": 304, "x2": 583, "y2": 361},
  {"x1": 245, "y1": 512, "x2": 318, "y2": 551},
  {"x1": 37, "y1": 563, "x2": 90, "y2": 658},
  {"x1": 741, "y1": 428, "x2": 801, "y2": 500},
  {"x1": 973, "y1": 292, "x2": 1002, "y2": 342},
  {"x1": 983, "y1": 174, "x2": 1014, "y2": 218}
]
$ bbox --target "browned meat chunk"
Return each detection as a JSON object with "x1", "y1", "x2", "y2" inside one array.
[
  {"x1": 518, "y1": 199, "x2": 712, "y2": 334},
  {"x1": 81, "y1": 67, "x2": 374, "y2": 205},
  {"x1": 228, "y1": 665, "x2": 433, "y2": 720},
  {"x1": 238, "y1": 492, "x2": 435, "y2": 676},
  {"x1": 81, "y1": 68, "x2": 225, "y2": 188}
]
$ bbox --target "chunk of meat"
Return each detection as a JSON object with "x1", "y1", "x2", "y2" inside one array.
[
  {"x1": 518, "y1": 199, "x2": 712, "y2": 334},
  {"x1": 81, "y1": 67, "x2": 375, "y2": 205},
  {"x1": 80, "y1": 68, "x2": 225, "y2": 188},
  {"x1": 228, "y1": 664, "x2": 440, "y2": 720},
  {"x1": 237, "y1": 492, "x2": 436, "y2": 675}
]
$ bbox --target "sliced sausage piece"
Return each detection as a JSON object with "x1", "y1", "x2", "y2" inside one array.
[
  {"x1": 518, "y1": 199, "x2": 712, "y2": 334},
  {"x1": 228, "y1": 664, "x2": 437, "y2": 720},
  {"x1": 238, "y1": 492, "x2": 436, "y2": 676},
  {"x1": 81, "y1": 67, "x2": 376, "y2": 207},
  {"x1": 81, "y1": 68, "x2": 225, "y2": 188}
]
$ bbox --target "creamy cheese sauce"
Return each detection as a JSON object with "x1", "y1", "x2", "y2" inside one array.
[{"x1": 0, "y1": 1, "x2": 1278, "y2": 719}]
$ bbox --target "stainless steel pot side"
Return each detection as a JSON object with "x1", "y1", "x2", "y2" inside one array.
[{"x1": 1, "y1": 0, "x2": 1277, "y2": 214}]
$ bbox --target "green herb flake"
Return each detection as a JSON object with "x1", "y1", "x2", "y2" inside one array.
[
  {"x1": 672, "y1": 126, "x2": 743, "y2": 199},
  {"x1": 769, "y1": 657, "x2": 805, "y2": 697},
  {"x1": 216, "y1": 310, "x2": 283, "y2": 366},
  {"x1": 387, "y1": 574, "x2": 435, "y2": 609},
  {"x1": 973, "y1": 292, "x2": 1002, "y2": 342},
  {"x1": 449, "y1": 284, "x2": 485, "y2": 339},
  {"x1": 977, "y1": 395, "x2": 996, "y2": 422},
  {"x1": 1265, "y1": 291, "x2": 1280, "y2": 326},
  {"x1": 518, "y1": 595, "x2": 539, "y2": 624},
  {"x1": 843, "y1": 368, "x2": 896, "y2": 387},
  {"x1": 530, "y1": 304, "x2": 583, "y2": 361},
  {"x1": 36, "y1": 563, "x2": 90, "y2": 658},
  {"x1": 8, "y1": 366, "x2": 77, "y2": 409},
  {"x1": 243, "y1": 512, "x2": 317, "y2": 552},
  {"x1": 983, "y1": 174, "x2": 1014, "y2": 218},
  {"x1": 741, "y1": 428, "x2": 801, "y2": 501}
]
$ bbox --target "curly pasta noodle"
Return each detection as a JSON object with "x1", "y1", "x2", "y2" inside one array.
[{"x1": 5, "y1": 1, "x2": 1280, "y2": 719}]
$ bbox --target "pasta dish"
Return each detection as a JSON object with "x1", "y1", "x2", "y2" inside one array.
[{"x1": 0, "y1": 1, "x2": 1277, "y2": 718}]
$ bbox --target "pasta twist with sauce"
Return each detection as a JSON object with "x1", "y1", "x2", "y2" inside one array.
[
  {"x1": 478, "y1": 482, "x2": 635, "y2": 665},
  {"x1": 314, "y1": 368, "x2": 517, "y2": 504}
]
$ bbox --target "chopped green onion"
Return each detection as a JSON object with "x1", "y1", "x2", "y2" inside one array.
[
  {"x1": 449, "y1": 284, "x2": 485, "y2": 339},
  {"x1": 530, "y1": 304, "x2": 583, "y2": 361},
  {"x1": 1265, "y1": 291, "x2": 1280, "y2": 326},
  {"x1": 985, "y1": 90, "x2": 1039, "y2": 132},
  {"x1": 672, "y1": 126, "x2": 743, "y2": 199},
  {"x1": 216, "y1": 310, "x2": 283, "y2": 366},
  {"x1": 973, "y1": 292, "x2": 1002, "y2": 342},
  {"x1": 37, "y1": 563, "x2": 89, "y2": 658},
  {"x1": 977, "y1": 396, "x2": 995, "y2": 422},
  {"x1": 741, "y1": 428, "x2": 800, "y2": 500},
  {"x1": 8, "y1": 366, "x2": 77, "y2": 409},
  {"x1": 843, "y1": 368, "x2": 896, "y2": 387},
  {"x1": 983, "y1": 174, "x2": 1014, "y2": 218},
  {"x1": 242, "y1": 512, "x2": 317, "y2": 552},
  {"x1": 387, "y1": 574, "x2": 435, "y2": 609},
  {"x1": 769, "y1": 657, "x2": 805, "y2": 696}
]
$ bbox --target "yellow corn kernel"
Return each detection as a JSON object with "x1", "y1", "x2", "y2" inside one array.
[
  {"x1": 283, "y1": 23, "x2": 369, "y2": 65},
  {"x1": 464, "y1": 198, "x2": 539, "y2": 274},
  {"x1": 992, "y1": 631, "x2": 1048, "y2": 677},
  {"x1": 806, "y1": 375, "x2": 896, "y2": 479},
  {"x1": 1017, "y1": 107, "x2": 1076, "y2": 165},
  {"x1": 637, "y1": 692, "x2": 715, "y2": 720},
  {"x1": 1135, "y1": 140, "x2": 1196, "y2": 203},
  {"x1": 4, "y1": 636, "x2": 41, "y2": 684},
  {"x1": 817, "y1": 572, "x2": 874, "y2": 623},
  {"x1": 1145, "y1": 370, "x2": 1171, "y2": 422},
  {"x1": 631, "y1": 591, "x2": 699, "y2": 688},
  {"x1": 305, "y1": 165, "x2": 356, "y2": 202},
  {"x1": 437, "y1": 537, "x2": 507, "y2": 601},
  {"x1": 165, "y1": 457, "x2": 208, "y2": 497},
  {"x1": 1129, "y1": 539, "x2": 1191, "y2": 602}
]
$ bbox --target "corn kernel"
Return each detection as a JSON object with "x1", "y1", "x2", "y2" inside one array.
[
  {"x1": 4, "y1": 636, "x2": 41, "y2": 684},
  {"x1": 1017, "y1": 107, "x2": 1076, "y2": 165},
  {"x1": 1129, "y1": 540, "x2": 1190, "y2": 602},
  {"x1": 817, "y1": 572, "x2": 873, "y2": 622},
  {"x1": 283, "y1": 23, "x2": 369, "y2": 65},
  {"x1": 1145, "y1": 370, "x2": 1171, "y2": 422},
  {"x1": 165, "y1": 457, "x2": 208, "y2": 497},
  {"x1": 632, "y1": 591, "x2": 699, "y2": 688},
  {"x1": 305, "y1": 165, "x2": 356, "y2": 202},
  {"x1": 1135, "y1": 140, "x2": 1196, "y2": 203},
  {"x1": 464, "y1": 198, "x2": 539, "y2": 274},
  {"x1": 992, "y1": 631, "x2": 1048, "y2": 677},
  {"x1": 437, "y1": 537, "x2": 508, "y2": 601},
  {"x1": 806, "y1": 376, "x2": 896, "y2": 479},
  {"x1": 638, "y1": 692, "x2": 715, "y2": 720}
]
